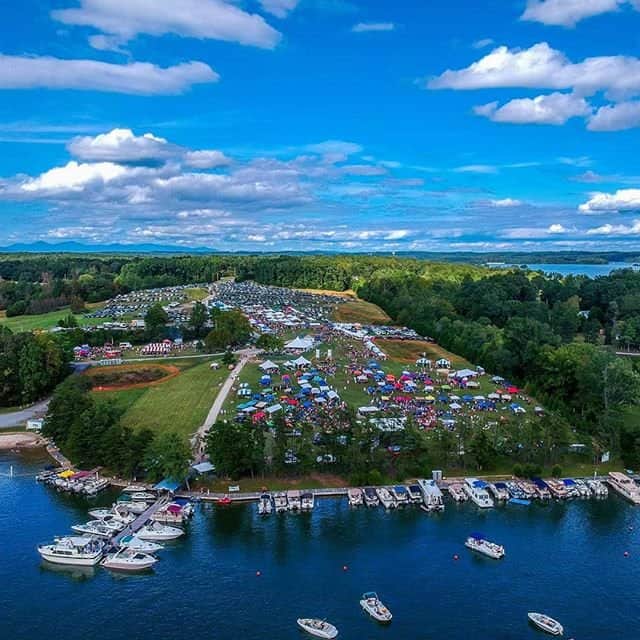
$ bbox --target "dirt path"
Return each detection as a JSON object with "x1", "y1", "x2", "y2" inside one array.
[{"x1": 192, "y1": 348, "x2": 259, "y2": 456}]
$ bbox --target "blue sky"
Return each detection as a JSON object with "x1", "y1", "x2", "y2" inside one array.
[{"x1": 1, "y1": 0, "x2": 640, "y2": 251}]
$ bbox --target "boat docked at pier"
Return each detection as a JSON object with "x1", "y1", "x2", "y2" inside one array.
[
  {"x1": 545, "y1": 479, "x2": 569, "y2": 500},
  {"x1": 296, "y1": 618, "x2": 339, "y2": 639},
  {"x1": 38, "y1": 536, "x2": 105, "y2": 566},
  {"x1": 348, "y1": 488, "x2": 363, "y2": 506},
  {"x1": 573, "y1": 478, "x2": 591, "y2": 498},
  {"x1": 360, "y1": 592, "x2": 392, "y2": 623},
  {"x1": 506, "y1": 481, "x2": 527, "y2": 500},
  {"x1": 463, "y1": 478, "x2": 494, "y2": 508},
  {"x1": 406, "y1": 484, "x2": 422, "y2": 504},
  {"x1": 417, "y1": 479, "x2": 444, "y2": 512},
  {"x1": 465, "y1": 533, "x2": 505, "y2": 559},
  {"x1": 586, "y1": 478, "x2": 608, "y2": 497},
  {"x1": 119, "y1": 535, "x2": 163, "y2": 553},
  {"x1": 607, "y1": 472, "x2": 640, "y2": 504},
  {"x1": 448, "y1": 483, "x2": 468, "y2": 502},
  {"x1": 287, "y1": 489, "x2": 302, "y2": 511},
  {"x1": 72, "y1": 520, "x2": 120, "y2": 538},
  {"x1": 528, "y1": 612, "x2": 564, "y2": 636},
  {"x1": 391, "y1": 485, "x2": 409, "y2": 506},
  {"x1": 376, "y1": 487, "x2": 396, "y2": 509},
  {"x1": 488, "y1": 482, "x2": 509, "y2": 501},
  {"x1": 362, "y1": 487, "x2": 379, "y2": 507},
  {"x1": 102, "y1": 547, "x2": 158, "y2": 572},
  {"x1": 136, "y1": 523, "x2": 184, "y2": 541},
  {"x1": 116, "y1": 494, "x2": 149, "y2": 514},
  {"x1": 258, "y1": 493, "x2": 273, "y2": 515},
  {"x1": 516, "y1": 479, "x2": 538, "y2": 500},
  {"x1": 301, "y1": 491, "x2": 315, "y2": 511},
  {"x1": 274, "y1": 492, "x2": 289, "y2": 513},
  {"x1": 88, "y1": 507, "x2": 135, "y2": 525},
  {"x1": 531, "y1": 478, "x2": 552, "y2": 500}
]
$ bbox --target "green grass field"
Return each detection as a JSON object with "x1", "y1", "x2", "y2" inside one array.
[
  {"x1": 94, "y1": 358, "x2": 227, "y2": 439},
  {"x1": 0, "y1": 307, "x2": 107, "y2": 332},
  {"x1": 184, "y1": 287, "x2": 209, "y2": 302}
]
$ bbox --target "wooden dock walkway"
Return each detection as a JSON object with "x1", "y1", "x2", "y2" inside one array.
[
  {"x1": 111, "y1": 497, "x2": 168, "y2": 547},
  {"x1": 176, "y1": 487, "x2": 349, "y2": 503}
]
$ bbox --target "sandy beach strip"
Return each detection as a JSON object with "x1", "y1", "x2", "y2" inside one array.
[{"x1": 0, "y1": 432, "x2": 44, "y2": 450}]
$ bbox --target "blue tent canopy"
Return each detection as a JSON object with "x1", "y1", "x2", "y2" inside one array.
[{"x1": 154, "y1": 478, "x2": 182, "y2": 492}]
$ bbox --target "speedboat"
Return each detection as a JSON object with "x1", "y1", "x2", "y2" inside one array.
[
  {"x1": 130, "y1": 492, "x2": 156, "y2": 502},
  {"x1": 297, "y1": 618, "x2": 338, "y2": 639},
  {"x1": 274, "y1": 492, "x2": 289, "y2": 513},
  {"x1": 287, "y1": 489, "x2": 301, "y2": 511},
  {"x1": 362, "y1": 487, "x2": 379, "y2": 507},
  {"x1": 71, "y1": 520, "x2": 118, "y2": 538},
  {"x1": 406, "y1": 484, "x2": 422, "y2": 504},
  {"x1": 119, "y1": 535, "x2": 163, "y2": 553},
  {"x1": 258, "y1": 493, "x2": 273, "y2": 515},
  {"x1": 348, "y1": 488, "x2": 363, "y2": 506},
  {"x1": 136, "y1": 523, "x2": 184, "y2": 541},
  {"x1": 38, "y1": 536, "x2": 105, "y2": 566},
  {"x1": 102, "y1": 547, "x2": 158, "y2": 572},
  {"x1": 448, "y1": 483, "x2": 468, "y2": 502},
  {"x1": 528, "y1": 612, "x2": 564, "y2": 636},
  {"x1": 463, "y1": 478, "x2": 494, "y2": 508},
  {"x1": 123, "y1": 484, "x2": 148, "y2": 493},
  {"x1": 360, "y1": 592, "x2": 392, "y2": 623},
  {"x1": 391, "y1": 485, "x2": 409, "y2": 505},
  {"x1": 301, "y1": 491, "x2": 315, "y2": 511},
  {"x1": 488, "y1": 482, "x2": 510, "y2": 501},
  {"x1": 465, "y1": 534, "x2": 505, "y2": 559},
  {"x1": 116, "y1": 496, "x2": 148, "y2": 514},
  {"x1": 376, "y1": 487, "x2": 396, "y2": 509},
  {"x1": 88, "y1": 508, "x2": 135, "y2": 525}
]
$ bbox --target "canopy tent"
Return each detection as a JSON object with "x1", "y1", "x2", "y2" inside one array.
[
  {"x1": 293, "y1": 356, "x2": 312, "y2": 368},
  {"x1": 454, "y1": 368, "x2": 477, "y2": 379},
  {"x1": 154, "y1": 478, "x2": 182, "y2": 492},
  {"x1": 192, "y1": 461, "x2": 215, "y2": 474},
  {"x1": 259, "y1": 360, "x2": 279, "y2": 371}
]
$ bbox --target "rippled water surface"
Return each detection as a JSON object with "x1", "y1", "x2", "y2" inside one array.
[{"x1": 1, "y1": 452, "x2": 639, "y2": 640}]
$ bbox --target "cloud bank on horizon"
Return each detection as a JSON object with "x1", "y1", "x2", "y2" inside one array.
[{"x1": 0, "y1": 0, "x2": 639, "y2": 252}]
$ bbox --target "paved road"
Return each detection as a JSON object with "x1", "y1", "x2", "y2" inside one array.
[
  {"x1": 0, "y1": 399, "x2": 50, "y2": 429},
  {"x1": 193, "y1": 348, "x2": 259, "y2": 454}
]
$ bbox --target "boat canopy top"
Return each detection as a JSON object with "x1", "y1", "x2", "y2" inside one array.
[
  {"x1": 562, "y1": 478, "x2": 576, "y2": 486},
  {"x1": 494, "y1": 482, "x2": 507, "y2": 489}
]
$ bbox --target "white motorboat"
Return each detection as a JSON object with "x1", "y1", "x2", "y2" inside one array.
[
  {"x1": 119, "y1": 535, "x2": 163, "y2": 553},
  {"x1": 586, "y1": 478, "x2": 608, "y2": 497},
  {"x1": 391, "y1": 485, "x2": 409, "y2": 505},
  {"x1": 362, "y1": 487, "x2": 379, "y2": 507},
  {"x1": 417, "y1": 479, "x2": 445, "y2": 512},
  {"x1": 463, "y1": 478, "x2": 494, "y2": 508},
  {"x1": 71, "y1": 520, "x2": 118, "y2": 538},
  {"x1": 448, "y1": 483, "x2": 468, "y2": 502},
  {"x1": 528, "y1": 612, "x2": 564, "y2": 636},
  {"x1": 376, "y1": 487, "x2": 396, "y2": 509},
  {"x1": 274, "y1": 492, "x2": 289, "y2": 513},
  {"x1": 136, "y1": 522, "x2": 184, "y2": 541},
  {"x1": 116, "y1": 499, "x2": 148, "y2": 514},
  {"x1": 465, "y1": 534, "x2": 505, "y2": 559},
  {"x1": 301, "y1": 491, "x2": 315, "y2": 511},
  {"x1": 348, "y1": 488, "x2": 363, "y2": 506},
  {"x1": 287, "y1": 489, "x2": 301, "y2": 511},
  {"x1": 258, "y1": 493, "x2": 273, "y2": 515},
  {"x1": 406, "y1": 484, "x2": 422, "y2": 504},
  {"x1": 123, "y1": 484, "x2": 148, "y2": 493},
  {"x1": 130, "y1": 492, "x2": 156, "y2": 502},
  {"x1": 102, "y1": 547, "x2": 158, "y2": 572},
  {"x1": 360, "y1": 592, "x2": 392, "y2": 623},
  {"x1": 38, "y1": 536, "x2": 105, "y2": 566},
  {"x1": 88, "y1": 508, "x2": 135, "y2": 525},
  {"x1": 296, "y1": 618, "x2": 339, "y2": 639}
]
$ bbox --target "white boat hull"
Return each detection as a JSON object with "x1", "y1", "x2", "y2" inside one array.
[
  {"x1": 296, "y1": 619, "x2": 338, "y2": 639},
  {"x1": 38, "y1": 549, "x2": 103, "y2": 566}
]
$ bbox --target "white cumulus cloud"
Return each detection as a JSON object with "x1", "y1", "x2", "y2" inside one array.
[
  {"x1": 475, "y1": 92, "x2": 591, "y2": 125},
  {"x1": 588, "y1": 101, "x2": 640, "y2": 131},
  {"x1": 20, "y1": 161, "x2": 127, "y2": 194},
  {"x1": 580, "y1": 189, "x2": 640, "y2": 213},
  {"x1": 52, "y1": 0, "x2": 281, "y2": 50},
  {"x1": 489, "y1": 198, "x2": 523, "y2": 207},
  {"x1": 0, "y1": 55, "x2": 217, "y2": 95},
  {"x1": 548, "y1": 223, "x2": 568, "y2": 233},
  {"x1": 521, "y1": 0, "x2": 626, "y2": 27},
  {"x1": 259, "y1": 0, "x2": 299, "y2": 18}
]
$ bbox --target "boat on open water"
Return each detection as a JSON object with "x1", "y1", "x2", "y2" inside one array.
[
  {"x1": 465, "y1": 533, "x2": 505, "y2": 559},
  {"x1": 528, "y1": 612, "x2": 564, "y2": 636},
  {"x1": 360, "y1": 592, "x2": 392, "y2": 623},
  {"x1": 296, "y1": 618, "x2": 339, "y2": 639}
]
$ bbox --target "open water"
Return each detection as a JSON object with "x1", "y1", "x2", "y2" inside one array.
[{"x1": 1, "y1": 451, "x2": 639, "y2": 640}]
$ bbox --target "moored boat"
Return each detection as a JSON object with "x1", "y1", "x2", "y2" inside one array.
[
  {"x1": 362, "y1": 487, "x2": 379, "y2": 507},
  {"x1": 406, "y1": 484, "x2": 422, "y2": 504},
  {"x1": 348, "y1": 488, "x2": 363, "y2": 506},
  {"x1": 375, "y1": 487, "x2": 395, "y2": 509},
  {"x1": 528, "y1": 612, "x2": 564, "y2": 636},
  {"x1": 607, "y1": 471, "x2": 640, "y2": 504},
  {"x1": 71, "y1": 520, "x2": 118, "y2": 538},
  {"x1": 102, "y1": 547, "x2": 158, "y2": 572},
  {"x1": 301, "y1": 491, "x2": 315, "y2": 511},
  {"x1": 417, "y1": 478, "x2": 445, "y2": 512},
  {"x1": 287, "y1": 489, "x2": 302, "y2": 511},
  {"x1": 360, "y1": 592, "x2": 392, "y2": 623},
  {"x1": 465, "y1": 533, "x2": 505, "y2": 559},
  {"x1": 274, "y1": 491, "x2": 289, "y2": 513},
  {"x1": 119, "y1": 535, "x2": 163, "y2": 553},
  {"x1": 136, "y1": 522, "x2": 184, "y2": 541},
  {"x1": 488, "y1": 482, "x2": 509, "y2": 501},
  {"x1": 258, "y1": 493, "x2": 273, "y2": 515},
  {"x1": 296, "y1": 618, "x2": 339, "y2": 639},
  {"x1": 37, "y1": 536, "x2": 105, "y2": 566},
  {"x1": 448, "y1": 483, "x2": 468, "y2": 502},
  {"x1": 463, "y1": 478, "x2": 494, "y2": 508},
  {"x1": 391, "y1": 485, "x2": 409, "y2": 505}
]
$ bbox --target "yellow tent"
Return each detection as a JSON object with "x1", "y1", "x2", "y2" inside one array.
[{"x1": 58, "y1": 470, "x2": 75, "y2": 478}]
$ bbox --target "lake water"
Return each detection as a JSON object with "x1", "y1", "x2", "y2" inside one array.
[
  {"x1": 512, "y1": 263, "x2": 636, "y2": 277},
  {"x1": 2, "y1": 451, "x2": 639, "y2": 640}
]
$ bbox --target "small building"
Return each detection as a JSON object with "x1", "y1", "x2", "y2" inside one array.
[{"x1": 26, "y1": 419, "x2": 43, "y2": 432}]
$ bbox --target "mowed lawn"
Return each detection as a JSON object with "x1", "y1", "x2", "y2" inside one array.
[
  {"x1": 0, "y1": 305, "x2": 106, "y2": 332},
  {"x1": 94, "y1": 358, "x2": 228, "y2": 439},
  {"x1": 377, "y1": 339, "x2": 471, "y2": 368},
  {"x1": 333, "y1": 298, "x2": 391, "y2": 325}
]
